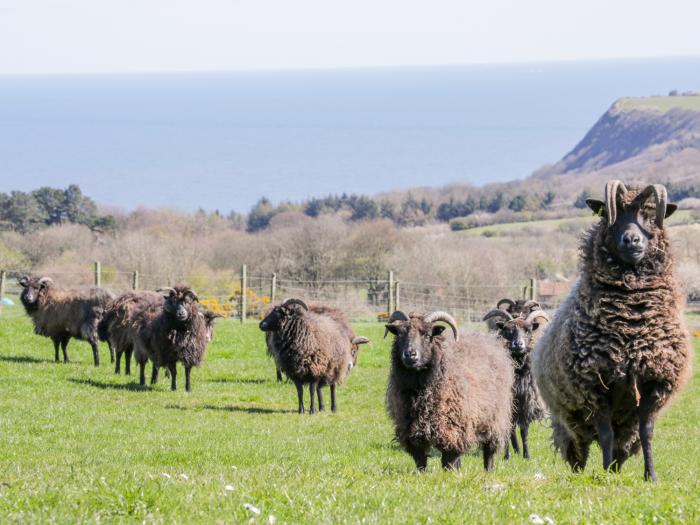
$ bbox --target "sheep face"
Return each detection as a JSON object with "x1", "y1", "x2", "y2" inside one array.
[
  {"x1": 586, "y1": 184, "x2": 677, "y2": 267},
  {"x1": 492, "y1": 319, "x2": 543, "y2": 358},
  {"x1": 18, "y1": 276, "x2": 52, "y2": 312},
  {"x1": 161, "y1": 287, "x2": 199, "y2": 324},
  {"x1": 200, "y1": 310, "x2": 222, "y2": 342},
  {"x1": 385, "y1": 317, "x2": 446, "y2": 370},
  {"x1": 259, "y1": 299, "x2": 307, "y2": 332}
]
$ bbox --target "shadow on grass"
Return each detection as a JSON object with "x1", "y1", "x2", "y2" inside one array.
[
  {"x1": 165, "y1": 403, "x2": 295, "y2": 414},
  {"x1": 209, "y1": 377, "x2": 268, "y2": 385},
  {"x1": 68, "y1": 378, "x2": 148, "y2": 392},
  {"x1": 0, "y1": 355, "x2": 52, "y2": 364}
]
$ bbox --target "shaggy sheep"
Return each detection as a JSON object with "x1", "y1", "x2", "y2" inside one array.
[
  {"x1": 18, "y1": 275, "x2": 114, "y2": 366},
  {"x1": 385, "y1": 311, "x2": 514, "y2": 471},
  {"x1": 532, "y1": 180, "x2": 692, "y2": 481},
  {"x1": 132, "y1": 286, "x2": 217, "y2": 392},
  {"x1": 97, "y1": 291, "x2": 163, "y2": 375},
  {"x1": 259, "y1": 298, "x2": 369, "y2": 413},
  {"x1": 483, "y1": 307, "x2": 549, "y2": 459}
]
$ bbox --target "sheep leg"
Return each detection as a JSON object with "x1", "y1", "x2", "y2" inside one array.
[
  {"x1": 482, "y1": 442, "x2": 497, "y2": 472},
  {"x1": 151, "y1": 365, "x2": 159, "y2": 385},
  {"x1": 185, "y1": 366, "x2": 192, "y2": 392},
  {"x1": 60, "y1": 336, "x2": 70, "y2": 363},
  {"x1": 139, "y1": 361, "x2": 146, "y2": 386},
  {"x1": 125, "y1": 348, "x2": 132, "y2": 375},
  {"x1": 520, "y1": 423, "x2": 530, "y2": 459},
  {"x1": 90, "y1": 341, "x2": 100, "y2": 367},
  {"x1": 504, "y1": 442, "x2": 510, "y2": 460},
  {"x1": 309, "y1": 381, "x2": 318, "y2": 414},
  {"x1": 510, "y1": 427, "x2": 520, "y2": 455},
  {"x1": 330, "y1": 383, "x2": 337, "y2": 412},
  {"x1": 595, "y1": 411, "x2": 616, "y2": 473},
  {"x1": 295, "y1": 381, "x2": 305, "y2": 414},
  {"x1": 441, "y1": 450, "x2": 462, "y2": 471},
  {"x1": 108, "y1": 341, "x2": 115, "y2": 363},
  {"x1": 276, "y1": 368, "x2": 283, "y2": 383},
  {"x1": 168, "y1": 363, "x2": 177, "y2": 391},
  {"x1": 639, "y1": 397, "x2": 657, "y2": 482},
  {"x1": 114, "y1": 349, "x2": 122, "y2": 374},
  {"x1": 317, "y1": 385, "x2": 325, "y2": 411},
  {"x1": 407, "y1": 444, "x2": 428, "y2": 472},
  {"x1": 52, "y1": 337, "x2": 61, "y2": 362}
]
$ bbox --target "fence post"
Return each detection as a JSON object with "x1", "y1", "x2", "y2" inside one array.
[
  {"x1": 387, "y1": 270, "x2": 395, "y2": 314},
  {"x1": 270, "y1": 273, "x2": 277, "y2": 304},
  {"x1": 240, "y1": 264, "x2": 247, "y2": 323},
  {"x1": 529, "y1": 278, "x2": 538, "y2": 301},
  {"x1": 0, "y1": 270, "x2": 5, "y2": 316},
  {"x1": 94, "y1": 261, "x2": 101, "y2": 287},
  {"x1": 394, "y1": 280, "x2": 400, "y2": 312},
  {"x1": 132, "y1": 271, "x2": 139, "y2": 291}
]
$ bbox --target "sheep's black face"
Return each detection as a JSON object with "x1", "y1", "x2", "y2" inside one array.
[
  {"x1": 259, "y1": 306, "x2": 285, "y2": 332},
  {"x1": 162, "y1": 288, "x2": 198, "y2": 324},
  {"x1": 18, "y1": 276, "x2": 50, "y2": 312},
  {"x1": 385, "y1": 320, "x2": 445, "y2": 370},
  {"x1": 495, "y1": 321, "x2": 534, "y2": 358}
]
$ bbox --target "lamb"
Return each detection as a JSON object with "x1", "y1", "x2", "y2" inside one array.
[
  {"x1": 532, "y1": 180, "x2": 692, "y2": 481},
  {"x1": 384, "y1": 310, "x2": 514, "y2": 471},
  {"x1": 97, "y1": 291, "x2": 164, "y2": 375},
  {"x1": 259, "y1": 298, "x2": 369, "y2": 413},
  {"x1": 18, "y1": 275, "x2": 114, "y2": 366},
  {"x1": 483, "y1": 307, "x2": 549, "y2": 459},
  {"x1": 131, "y1": 286, "x2": 217, "y2": 392},
  {"x1": 263, "y1": 301, "x2": 370, "y2": 385}
]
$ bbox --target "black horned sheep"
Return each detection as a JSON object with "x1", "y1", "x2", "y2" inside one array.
[
  {"x1": 385, "y1": 311, "x2": 514, "y2": 471},
  {"x1": 532, "y1": 180, "x2": 692, "y2": 481},
  {"x1": 259, "y1": 298, "x2": 369, "y2": 413},
  {"x1": 132, "y1": 286, "x2": 217, "y2": 392},
  {"x1": 483, "y1": 307, "x2": 549, "y2": 459},
  {"x1": 19, "y1": 275, "x2": 114, "y2": 366},
  {"x1": 484, "y1": 298, "x2": 541, "y2": 331}
]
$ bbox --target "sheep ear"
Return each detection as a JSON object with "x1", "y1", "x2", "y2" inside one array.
[
  {"x1": 431, "y1": 325, "x2": 446, "y2": 337},
  {"x1": 18, "y1": 276, "x2": 29, "y2": 287},
  {"x1": 586, "y1": 199, "x2": 606, "y2": 217},
  {"x1": 665, "y1": 203, "x2": 677, "y2": 218},
  {"x1": 384, "y1": 324, "x2": 399, "y2": 338}
]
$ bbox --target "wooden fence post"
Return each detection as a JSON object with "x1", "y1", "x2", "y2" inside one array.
[
  {"x1": 0, "y1": 270, "x2": 6, "y2": 316},
  {"x1": 132, "y1": 271, "x2": 139, "y2": 291},
  {"x1": 94, "y1": 261, "x2": 101, "y2": 287},
  {"x1": 387, "y1": 270, "x2": 395, "y2": 314},
  {"x1": 394, "y1": 280, "x2": 400, "y2": 312},
  {"x1": 270, "y1": 273, "x2": 277, "y2": 304},
  {"x1": 529, "y1": 278, "x2": 538, "y2": 301},
  {"x1": 240, "y1": 264, "x2": 247, "y2": 323}
]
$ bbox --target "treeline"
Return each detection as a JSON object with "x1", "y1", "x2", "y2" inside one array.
[{"x1": 0, "y1": 186, "x2": 116, "y2": 234}]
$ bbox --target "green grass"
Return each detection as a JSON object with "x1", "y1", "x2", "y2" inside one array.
[
  {"x1": 1, "y1": 311, "x2": 699, "y2": 524},
  {"x1": 617, "y1": 95, "x2": 700, "y2": 113}
]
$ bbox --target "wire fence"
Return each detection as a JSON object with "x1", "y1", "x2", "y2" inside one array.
[{"x1": 0, "y1": 263, "x2": 572, "y2": 326}]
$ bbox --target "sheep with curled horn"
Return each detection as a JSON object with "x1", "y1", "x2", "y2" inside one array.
[
  {"x1": 385, "y1": 310, "x2": 514, "y2": 471},
  {"x1": 532, "y1": 180, "x2": 691, "y2": 481},
  {"x1": 483, "y1": 306, "x2": 549, "y2": 460},
  {"x1": 18, "y1": 275, "x2": 114, "y2": 366},
  {"x1": 131, "y1": 285, "x2": 217, "y2": 392},
  {"x1": 484, "y1": 298, "x2": 541, "y2": 331},
  {"x1": 259, "y1": 298, "x2": 369, "y2": 413}
]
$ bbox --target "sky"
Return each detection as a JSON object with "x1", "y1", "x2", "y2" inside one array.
[{"x1": 0, "y1": 0, "x2": 699, "y2": 75}]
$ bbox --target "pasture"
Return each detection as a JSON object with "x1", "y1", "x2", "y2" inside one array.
[{"x1": 1, "y1": 309, "x2": 699, "y2": 524}]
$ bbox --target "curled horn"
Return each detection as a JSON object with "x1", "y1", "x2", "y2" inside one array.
[
  {"x1": 496, "y1": 298, "x2": 515, "y2": 311},
  {"x1": 281, "y1": 298, "x2": 308, "y2": 311},
  {"x1": 423, "y1": 311, "x2": 459, "y2": 341},
  {"x1": 18, "y1": 275, "x2": 29, "y2": 287},
  {"x1": 38, "y1": 277, "x2": 54, "y2": 288},
  {"x1": 184, "y1": 288, "x2": 199, "y2": 302},
  {"x1": 604, "y1": 180, "x2": 628, "y2": 226},
  {"x1": 524, "y1": 309, "x2": 550, "y2": 328},
  {"x1": 384, "y1": 310, "x2": 409, "y2": 338},
  {"x1": 636, "y1": 184, "x2": 668, "y2": 228},
  {"x1": 483, "y1": 309, "x2": 513, "y2": 324},
  {"x1": 352, "y1": 336, "x2": 370, "y2": 345},
  {"x1": 522, "y1": 300, "x2": 541, "y2": 311},
  {"x1": 157, "y1": 287, "x2": 176, "y2": 297}
]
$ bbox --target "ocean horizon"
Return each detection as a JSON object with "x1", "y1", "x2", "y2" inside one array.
[{"x1": 1, "y1": 56, "x2": 700, "y2": 213}]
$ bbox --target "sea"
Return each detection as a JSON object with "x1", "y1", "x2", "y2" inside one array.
[{"x1": 1, "y1": 57, "x2": 700, "y2": 213}]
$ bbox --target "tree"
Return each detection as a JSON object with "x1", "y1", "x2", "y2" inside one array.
[{"x1": 247, "y1": 197, "x2": 276, "y2": 232}]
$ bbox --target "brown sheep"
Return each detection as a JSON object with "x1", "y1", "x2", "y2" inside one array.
[
  {"x1": 259, "y1": 298, "x2": 369, "y2": 413},
  {"x1": 532, "y1": 180, "x2": 692, "y2": 481},
  {"x1": 385, "y1": 311, "x2": 514, "y2": 471},
  {"x1": 19, "y1": 275, "x2": 114, "y2": 366}
]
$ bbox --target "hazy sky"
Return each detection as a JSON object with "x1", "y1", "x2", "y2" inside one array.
[{"x1": 1, "y1": 0, "x2": 699, "y2": 74}]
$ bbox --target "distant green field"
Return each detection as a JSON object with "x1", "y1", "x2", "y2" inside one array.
[
  {"x1": 617, "y1": 95, "x2": 700, "y2": 113},
  {"x1": 1, "y1": 310, "x2": 700, "y2": 523}
]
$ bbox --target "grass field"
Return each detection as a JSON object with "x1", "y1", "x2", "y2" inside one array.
[
  {"x1": 1, "y1": 309, "x2": 699, "y2": 524},
  {"x1": 617, "y1": 95, "x2": 700, "y2": 113}
]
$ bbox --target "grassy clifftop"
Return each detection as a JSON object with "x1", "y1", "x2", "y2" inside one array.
[{"x1": 616, "y1": 94, "x2": 700, "y2": 113}]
